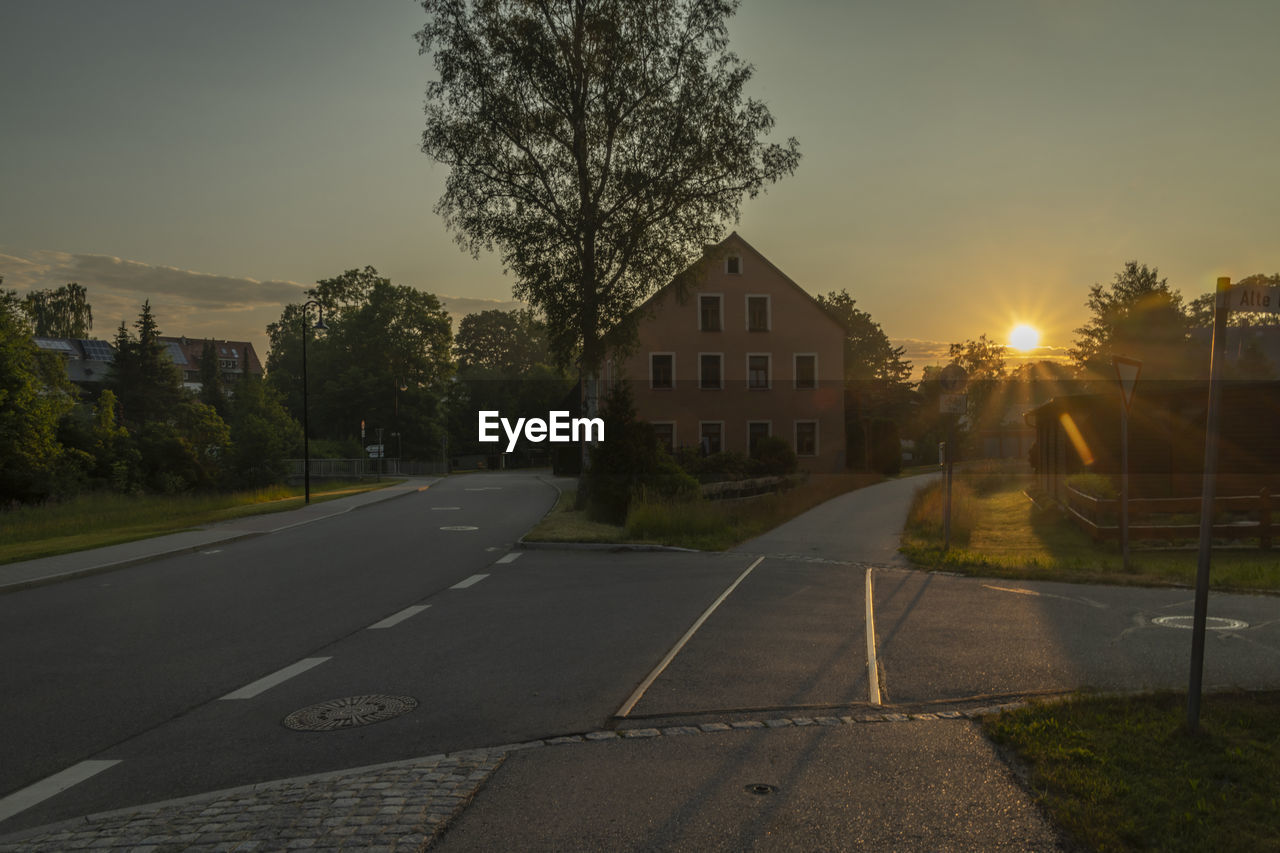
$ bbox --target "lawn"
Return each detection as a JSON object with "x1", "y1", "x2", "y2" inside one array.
[
  {"x1": 523, "y1": 473, "x2": 884, "y2": 550},
  {"x1": 0, "y1": 479, "x2": 401, "y2": 565},
  {"x1": 984, "y1": 691, "x2": 1280, "y2": 852},
  {"x1": 901, "y1": 463, "x2": 1280, "y2": 591}
]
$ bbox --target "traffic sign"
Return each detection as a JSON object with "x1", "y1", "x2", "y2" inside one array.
[
  {"x1": 1230, "y1": 282, "x2": 1280, "y2": 313},
  {"x1": 938, "y1": 364, "x2": 968, "y2": 393},
  {"x1": 1112, "y1": 356, "x2": 1142, "y2": 411},
  {"x1": 366, "y1": 444, "x2": 384, "y2": 454}
]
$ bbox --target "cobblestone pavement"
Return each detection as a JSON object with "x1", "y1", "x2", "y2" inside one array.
[{"x1": 0, "y1": 702, "x2": 1030, "y2": 852}]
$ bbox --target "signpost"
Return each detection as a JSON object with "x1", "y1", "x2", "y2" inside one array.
[
  {"x1": 1186, "y1": 276, "x2": 1280, "y2": 732},
  {"x1": 937, "y1": 365, "x2": 969, "y2": 553},
  {"x1": 1112, "y1": 356, "x2": 1142, "y2": 574}
]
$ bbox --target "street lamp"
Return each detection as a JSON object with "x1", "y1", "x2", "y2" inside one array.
[{"x1": 301, "y1": 299, "x2": 327, "y2": 504}]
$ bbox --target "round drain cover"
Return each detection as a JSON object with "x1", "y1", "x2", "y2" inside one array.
[
  {"x1": 745, "y1": 783, "x2": 778, "y2": 795},
  {"x1": 1152, "y1": 615, "x2": 1248, "y2": 631},
  {"x1": 283, "y1": 695, "x2": 417, "y2": 731}
]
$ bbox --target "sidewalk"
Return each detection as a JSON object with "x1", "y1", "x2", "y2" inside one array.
[
  {"x1": 0, "y1": 478, "x2": 437, "y2": 594},
  {"x1": 0, "y1": 473, "x2": 1068, "y2": 851}
]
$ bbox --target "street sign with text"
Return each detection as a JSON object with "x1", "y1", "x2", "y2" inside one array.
[{"x1": 1230, "y1": 283, "x2": 1280, "y2": 313}]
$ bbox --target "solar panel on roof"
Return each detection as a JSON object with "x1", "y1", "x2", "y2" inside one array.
[
  {"x1": 79, "y1": 339, "x2": 115, "y2": 361},
  {"x1": 34, "y1": 338, "x2": 77, "y2": 353},
  {"x1": 162, "y1": 342, "x2": 189, "y2": 365}
]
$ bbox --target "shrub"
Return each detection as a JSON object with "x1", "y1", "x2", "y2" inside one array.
[
  {"x1": 1066, "y1": 472, "x2": 1118, "y2": 500},
  {"x1": 749, "y1": 435, "x2": 798, "y2": 476}
]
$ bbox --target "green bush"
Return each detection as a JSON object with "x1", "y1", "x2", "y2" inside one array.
[
  {"x1": 749, "y1": 435, "x2": 798, "y2": 476},
  {"x1": 1066, "y1": 472, "x2": 1117, "y2": 500}
]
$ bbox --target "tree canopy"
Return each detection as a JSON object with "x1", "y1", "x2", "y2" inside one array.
[
  {"x1": 22, "y1": 282, "x2": 93, "y2": 338},
  {"x1": 1069, "y1": 261, "x2": 1191, "y2": 379},
  {"x1": 417, "y1": 0, "x2": 801, "y2": 372}
]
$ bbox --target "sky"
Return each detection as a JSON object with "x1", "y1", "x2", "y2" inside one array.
[{"x1": 2, "y1": 0, "x2": 1278, "y2": 372}]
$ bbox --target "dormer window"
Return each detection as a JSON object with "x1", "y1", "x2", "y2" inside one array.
[{"x1": 726, "y1": 255, "x2": 741, "y2": 275}]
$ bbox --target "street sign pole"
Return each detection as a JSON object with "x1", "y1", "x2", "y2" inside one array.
[
  {"x1": 944, "y1": 424, "x2": 954, "y2": 552},
  {"x1": 936, "y1": 364, "x2": 968, "y2": 555},
  {"x1": 1187, "y1": 277, "x2": 1232, "y2": 733},
  {"x1": 1112, "y1": 356, "x2": 1142, "y2": 574}
]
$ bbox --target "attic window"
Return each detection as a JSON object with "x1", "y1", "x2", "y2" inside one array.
[{"x1": 726, "y1": 255, "x2": 741, "y2": 275}]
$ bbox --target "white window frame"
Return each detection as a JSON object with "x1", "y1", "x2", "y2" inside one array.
[
  {"x1": 699, "y1": 420, "x2": 725, "y2": 455},
  {"x1": 793, "y1": 353, "x2": 818, "y2": 390},
  {"x1": 649, "y1": 352, "x2": 676, "y2": 390},
  {"x1": 651, "y1": 421, "x2": 677, "y2": 450},
  {"x1": 698, "y1": 293, "x2": 724, "y2": 332},
  {"x1": 794, "y1": 420, "x2": 819, "y2": 457},
  {"x1": 745, "y1": 293, "x2": 771, "y2": 332},
  {"x1": 747, "y1": 420, "x2": 772, "y2": 453},
  {"x1": 746, "y1": 352, "x2": 772, "y2": 390},
  {"x1": 698, "y1": 352, "x2": 724, "y2": 390},
  {"x1": 726, "y1": 254, "x2": 743, "y2": 275}
]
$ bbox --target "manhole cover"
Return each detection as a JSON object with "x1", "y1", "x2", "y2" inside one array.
[
  {"x1": 283, "y1": 695, "x2": 417, "y2": 731},
  {"x1": 1152, "y1": 615, "x2": 1249, "y2": 631},
  {"x1": 440, "y1": 525, "x2": 479, "y2": 531},
  {"x1": 745, "y1": 783, "x2": 778, "y2": 796}
]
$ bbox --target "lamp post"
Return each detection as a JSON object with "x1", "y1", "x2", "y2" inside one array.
[{"x1": 300, "y1": 299, "x2": 327, "y2": 504}]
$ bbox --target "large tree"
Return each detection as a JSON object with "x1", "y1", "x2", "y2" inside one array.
[
  {"x1": 23, "y1": 282, "x2": 93, "y2": 338},
  {"x1": 1069, "y1": 261, "x2": 1191, "y2": 379},
  {"x1": 417, "y1": 0, "x2": 801, "y2": 377},
  {"x1": 266, "y1": 267, "x2": 455, "y2": 458}
]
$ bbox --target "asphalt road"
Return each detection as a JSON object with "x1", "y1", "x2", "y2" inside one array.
[{"x1": 3, "y1": 469, "x2": 1279, "y2": 839}]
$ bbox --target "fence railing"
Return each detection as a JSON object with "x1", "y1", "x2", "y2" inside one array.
[
  {"x1": 1064, "y1": 485, "x2": 1273, "y2": 549},
  {"x1": 284, "y1": 458, "x2": 448, "y2": 479}
]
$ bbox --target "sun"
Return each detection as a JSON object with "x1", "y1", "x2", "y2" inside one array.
[{"x1": 1009, "y1": 323, "x2": 1040, "y2": 352}]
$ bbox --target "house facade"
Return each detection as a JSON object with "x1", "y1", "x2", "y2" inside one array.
[
  {"x1": 609, "y1": 233, "x2": 846, "y2": 472},
  {"x1": 157, "y1": 336, "x2": 263, "y2": 392}
]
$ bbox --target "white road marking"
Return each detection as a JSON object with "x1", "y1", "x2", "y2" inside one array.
[
  {"x1": 451, "y1": 574, "x2": 489, "y2": 589},
  {"x1": 0, "y1": 760, "x2": 121, "y2": 822},
  {"x1": 982, "y1": 583, "x2": 1107, "y2": 609},
  {"x1": 201, "y1": 549, "x2": 222, "y2": 555},
  {"x1": 495, "y1": 552, "x2": 522, "y2": 564},
  {"x1": 440, "y1": 525, "x2": 479, "y2": 531},
  {"x1": 865, "y1": 567, "x2": 882, "y2": 706},
  {"x1": 219, "y1": 657, "x2": 331, "y2": 700},
  {"x1": 367, "y1": 605, "x2": 431, "y2": 630},
  {"x1": 465, "y1": 487, "x2": 502, "y2": 491},
  {"x1": 616, "y1": 556, "x2": 765, "y2": 718},
  {"x1": 431, "y1": 507, "x2": 461, "y2": 511}
]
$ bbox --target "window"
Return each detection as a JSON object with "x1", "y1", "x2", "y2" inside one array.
[
  {"x1": 747, "y1": 354, "x2": 771, "y2": 390},
  {"x1": 726, "y1": 255, "x2": 741, "y2": 274},
  {"x1": 700, "y1": 422, "x2": 723, "y2": 455},
  {"x1": 700, "y1": 353, "x2": 723, "y2": 389},
  {"x1": 795, "y1": 421, "x2": 818, "y2": 456},
  {"x1": 746, "y1": 295, "x2": 770, "y2": 331},
  {"x1": 699, "y1": 295, "x2": 722, "y2": 331},
  {"x1": 652, "y1": 422, "x2": 675, "y2": 451},
  {"x1": 650, "y1": 353, "x2": 674, "y2": 389},
  {"x1": 748, "y1": 421, "x2": 771, "y2": 453},
  {"x1": 794, "y1": 354, "x2": 817, "y2": 389}
]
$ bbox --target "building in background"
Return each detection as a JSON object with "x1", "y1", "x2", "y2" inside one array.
[
  {"x1": 158, "y1": 337, "x2": 263, "y2": 393},
  {"x1": 608, "y1": 233, "x2": 846, "y2": 472}
]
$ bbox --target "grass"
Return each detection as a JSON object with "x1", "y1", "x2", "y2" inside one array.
[
  {"x1": 0, "y1": 479, "x2": 400, "y2": 565},
  {"x1": 984, "y1": 691, "x2": 1280, "y2": 852},
  {"x1": 901, "y1": 462, "x2": 1280, "y2": 591},
  {"x1": 523, "y1": 473, "x2": 884, "y2": 550}
]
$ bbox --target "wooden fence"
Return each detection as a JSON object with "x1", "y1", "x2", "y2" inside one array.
[{"x1": 1065, "y1": 485, "x2": 1274, "y2": 549}]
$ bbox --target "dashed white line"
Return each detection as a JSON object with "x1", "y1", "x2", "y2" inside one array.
[
  {"x1": 0, "y1": 760, "x2": 122, "y2": 823},
  {"x1": 495, "y1": 552, "x2": 522, "y2": 564},
  {"x1": 201, "y1": 549, "x2": 222, "y2": 555},
  {"x1": 451, "y1": 574, "x2": 489, "y2": 589},
  {"x1": 431, "y1": 507, "x2": 461, "y2": 511},
  {"x1": 865, "y1": 567, "x2": 882, "y2": 706},
  {"x1": 219, "y1": 657, "x2": 331, "y2": 700},
  {"x1": 367, "y1": 605, "x2": 431, "y2": 630},
  {"x1": 616, "y1": 556, "x2": 765, "y2": 718}
]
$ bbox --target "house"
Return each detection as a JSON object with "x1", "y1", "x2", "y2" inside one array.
[
  {"x1": 607, "y1": 233, "x2": 847, "y2": 472},
  {"x1": 33, "y1": 337, "x2": 115, "y2": 387},
  {"x1": 1029, "y1": 381, "x2": 1280, "y2": 502},
  {"x1": 157, "y1": 336, "x2": 263, "y2": 392}
]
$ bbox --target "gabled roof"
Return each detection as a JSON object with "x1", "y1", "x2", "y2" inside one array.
[{"x1": 632, "y1": 231, "x2": 846, "y2": 335}]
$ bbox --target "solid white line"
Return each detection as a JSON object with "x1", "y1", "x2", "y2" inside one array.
[
  {"x1": 495, "y1": 552, "x2": 522, "y2": 564},
  {"x1": 451, "y1": 574, "x2": 489, "y2": 589},
  {"x1": 367, "y1": 605, "x2": 431, "y2": 630},
  {"x1": 615, "y1": 556, "x2": 765, "y2": 718},
  {"x1": 865, "y1": 567, "x2": 882, "y2": 706},
  {"x1": 0, "y1": 760, "x2": 121, "y2": 823},
  {"x1": 219, "y1": 657, "x2": 330, "y2": 700}
]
